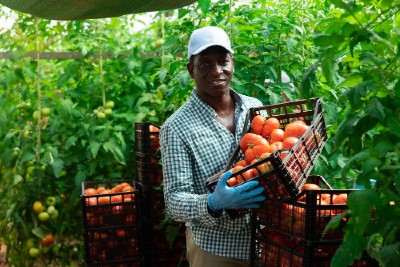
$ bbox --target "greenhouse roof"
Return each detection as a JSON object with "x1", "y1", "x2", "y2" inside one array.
[{"x1": 0, "y1": 0, "x2": 197, "y2": 20}]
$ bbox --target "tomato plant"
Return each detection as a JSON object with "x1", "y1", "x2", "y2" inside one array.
[{"x1": 0, "y1": 0, "x2": 399, "y2": 266}]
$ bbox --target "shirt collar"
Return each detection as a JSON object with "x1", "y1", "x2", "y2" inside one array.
[{"x1": 190, "y1": 89, "x2": 243, "y2": 118}]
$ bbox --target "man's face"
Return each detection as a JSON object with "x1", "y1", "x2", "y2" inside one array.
[{"x1": 187, "y1": 46, "x2": 234, "y2": 98}]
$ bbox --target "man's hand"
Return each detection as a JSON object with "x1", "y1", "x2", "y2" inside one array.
[{"x1": 207, "y1": 170, "x2": 266, "y2": 212}]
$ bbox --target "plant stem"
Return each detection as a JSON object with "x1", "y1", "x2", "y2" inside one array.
[{"x1": 35, "y1": 18, "x2": 41, "y2": 164}]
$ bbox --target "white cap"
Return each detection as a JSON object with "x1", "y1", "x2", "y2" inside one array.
[{"x1": 187, "y1": 26, "x2": 234, "y2": 59}]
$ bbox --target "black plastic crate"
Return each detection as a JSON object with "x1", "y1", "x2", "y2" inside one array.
[
  {"x1": 142, "y1": 222, "x2": 188, "y2": 267},
  {"x1": 251, "y1": 224, "x2": 379, "y2": 267},
  {"x1": 87, "y1": 260, "x2": 142, "y2": 267},
  {"x1": 135, "y1": 152, "x2": 163, "y2": 186},
  {"x1": 257, "y1": 175, "x2": 357, "y2": 241},
  {"x1": 87, "y1": 259, "x2": 142, "y2": 267},
  {"x1": 205, "y1": 98, "x2": 328, "y2": 219},
  {"x1": 83, "y1": 225, "x2": 143, "y2": 265},
  {"x1": 81, "y1": 180, "x2": 141, "y2": 228},
  {"x1": 135, "y1": 122, "x2": 160, "y2": 154},
  {"x1": 140, "y1": 187, "x2": 165, "y2": 222},
  {"x1": 81, "y1": 181, "x2": 144, "y2": 265}
]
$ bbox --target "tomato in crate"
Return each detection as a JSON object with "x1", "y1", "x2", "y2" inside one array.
[
  {"x1": 135, "y1": 122, "x2": 160, "y2": 154},
  {"x1": 256, "y1": 175, "x2": 357, "y2": 241},
  {"x1": 81, "y1": 180, "x2": 140, "y2": 228},
  {"x1": 206, "y1": 98, "x2": 328, "y2": 219},
  {"x1": 81, "y1": 180, "x2": 144, "y2": 266},
  {"x1": 135, "y1": 152, "x2": 163, "y2": 187}
]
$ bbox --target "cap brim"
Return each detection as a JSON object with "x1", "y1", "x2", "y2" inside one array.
[{"x1": 190, "y1": 43, "x2": 234, "y2": 58}]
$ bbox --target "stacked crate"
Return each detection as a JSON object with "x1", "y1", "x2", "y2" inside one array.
[
  {"x1": 81, "y1": 180, "x2": 144, "y2": 267},
  {"x1": 134, "y1": 122, "x2": 188, "y2": 267},
  {"x1": 251, "y1": 176, "x2": 378, "y2": 266}
]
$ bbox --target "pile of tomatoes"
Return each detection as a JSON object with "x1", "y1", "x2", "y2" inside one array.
[
  {"x1": 83, "y1": 182, "x2": 136, "y2": 205},
  {"x1": 226, "y1": 114, "x2": 310, "y2": 187},
  {"x1": 82, "y1": 182, "x2": 139, "y2": 231}
]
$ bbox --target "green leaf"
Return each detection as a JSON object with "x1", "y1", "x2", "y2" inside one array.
[
  {"x1": 361, "y1": 156, "x2": 381, "y2": 174},
  {"x1": 387, "y1": 116, "x2": 400, "y2": 138},
  {"x1": 323, "y1": 211, "x2": 349, "y2": 237},
  {"x1": 395, "y1": 172, "x2": 400, "y2": 194},
  {"x1": 65, "y1": 136, "x2": 78, "y2": 149},
  {"x1": 103, "y1": 141, "x2": 126, "y2": 165},
  {"x1": 331, "y1": 232, "x2": 368, "y2": 267},
  {"x1": 313, "y1": 33, "x2": 345, "y2": 48},
  {"x1": 57, "y1": 73, "x2": 70, "y2": 88},
  {"x1": 114, "y1": 132, "x2": 126, "y2": 152},
  {"x1": 353, "y1": 115, "x2": 378, "y2": 139},
  {"x1": 198, "y1": 0, "x2": 211, "y2": 15},
  {"x1": 177, "y1": 72, "x2": 191, "y2": 88},
  {"x1": 394, "y1": 80, "x2": 400, "y2": 97},
  {"x1": 321, "y1": 53, "x2": 335, "y2": 86},
  {"x1": 330, "y1": 0, "x2": 348, "y2": 9},
  {"x1": 339, "y1": 74, "x2": 363, "y2": 88},
  {"x1": 345, "y1": 82, "x2": 369, "y2": 108},
  {"x1": 367, "y1": 237, "x2": 400, "y2": 266},
  {"x1": 51, "y1": 158, "x2": 64, "y2": 178},
  {"x1": 342, "y1": 22, "x2": 357, "y2": 37},
  {"x1": 335, "y1": 116, "x2": 358, "y2": 147},
  {"x1": 373, "y1": 240, "x2": 400, "y2": 266},
  {"x1": 32, "y1": 227, "x2": 45, "y2": 239},
  {"x1": 74, "y1": 170, "x2": 86, "y2": 187},
  {"x1": 374, "y1": 140, "x2": 393, "y2": 158},
  {"x1": 366, "y1": 98, "x2": 385, "y2": 122},
  {"x1": 165, "y1": 224, "x2": 180, "y2": 248},
  {"x1": 347, "y1": 190, "x2": 379, "y2": 230},
  {"x1": 159, "y1": 68, "x2": 168, "y2": 83},
  {"x1": 300, "y1": 62, "x2": 317, "y2": 99},
  {"x1": 89, "y1": 141, "x2": 101, "y2": 159},
  {"x1": 13, "y1": 174, "x2": 23, "y2": 185}
]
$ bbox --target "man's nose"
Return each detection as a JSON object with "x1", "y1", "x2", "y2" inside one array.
[{"x1": 209, "y1": 63, "x2": 224, "y2": 73}]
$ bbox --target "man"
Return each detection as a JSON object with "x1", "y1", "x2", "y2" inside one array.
[{"x1": 160, "y1": 26, "x2": 265, "y2": 267}]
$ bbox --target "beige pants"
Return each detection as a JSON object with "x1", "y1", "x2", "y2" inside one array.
[{"x1": 186, "y1": 229, "x2": 250, "y2": 267}]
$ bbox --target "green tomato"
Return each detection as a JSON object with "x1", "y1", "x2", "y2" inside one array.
[
  {"x1": 50, "y1": 209, "x2": 59, "y2": 220},
  {"x1": 153, "y1": 38, "x2": 165, "y2": 48},
  {"x1": 33, "y1": 111, "x2": 39, "y2": 120},
  {"x1": 157, "y1": 84, "x2": 167, "y2": 91},
  {"x1": 26, "y1": 238, "x2": 36, "y2": 249},
  {"x1": 17, "y1": 102, "x2": 31, "y2": 110},
  {"x1": 97, "y1": 112, "x2": 106, "y2": 119},
  {"x1": 27, "y1": 166, "x2": 35, "y2": 175},
  {"x1": 104, "y1": 108, "x2": 112, "y2": 116},
  {"x1": 38, "y1": 212, "x2": 50, "y2": 222},
  {"x1": 12, "y1": 147, "x2": 20, "y2": 158},
  {"x1": 105, "y1": 100, "x2": 115, "y2": 109},
  {"x1": 41, "y1": 107, "x2": 51, "y2": 116},
  {"x1": 29, "y1": 247, "x2": 40, "y2": 257},
  {"x1": 47, "y1": 205, "x2": 56, "y2": 215},
  {"x1": 46, "y1": 196, "x2": 57, "y2": 206}
]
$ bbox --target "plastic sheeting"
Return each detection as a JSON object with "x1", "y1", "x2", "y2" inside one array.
[{"x1": 0, "y1": 0, "x2": 197, "y2": 20}]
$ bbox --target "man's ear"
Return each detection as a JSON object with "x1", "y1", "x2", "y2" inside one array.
[{"x1": 187, "y1": 63, "x2": 194, "y2": 78}]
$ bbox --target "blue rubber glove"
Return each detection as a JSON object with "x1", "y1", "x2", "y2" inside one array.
[{"x1": 207, "y1": 170, "x2": 266, "y2": 213}]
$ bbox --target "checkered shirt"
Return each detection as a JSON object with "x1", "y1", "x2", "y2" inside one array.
[{"x1": 159, "y1": 89, "x2": 263, "y2": 259}]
